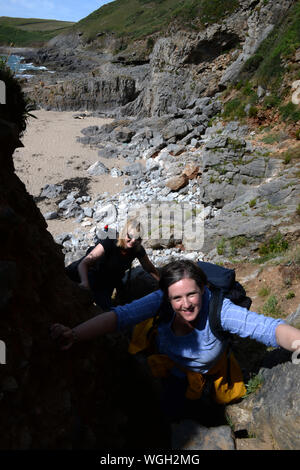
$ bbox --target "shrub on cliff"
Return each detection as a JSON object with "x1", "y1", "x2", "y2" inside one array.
[
  {"x1": 0, "y1": 61, "x2": 34, "y2": 136},
  {"x1": 225, "y1": 1, "x2": 300, "y2": 124}
]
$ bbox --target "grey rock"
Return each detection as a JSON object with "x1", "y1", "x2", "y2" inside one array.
[
  {"x1": 123, "y1": 162, "x2": 145, "y2": 178},
  {"x1": 44, "y1": 211, "x2": 58, "y2": 220},
  {"x1": 205, "y1": 136, "x2": 228, "y2": 149},
  {"x1": 286, "y1": 304, "x2": 300, "y2": 328},
  {"x1": 258, "y1": 178, "x2": 294, "y2": 205},
  {"x1": 239, "y1": 157, "x2": 266, "y2": 178},
  {"x1": 58, "y1": 198, "x2": 83, "y2": 218},
  {"x1": 92, "y1": 203, "x2": 112, "y2": 222},
  {"x1": 268, "y1": 187, "x2": 294, "y2": 206},
  {"x1": 64, "y1": 206, "x2": 84, "y2": 219},
  {"x1": 110, "y1": 167, "x2": 123, "y2": 178},
  {"x1": 112, "y1": 126, "x2": 135, "y2": 143},
  {"x1": 1, "y1": 376, "x2": 18, "y2": 392},
  {"x1": 40, "y1": 184, "x2": 63, "y2": 199},
  {"x1": 145, "y1": 159, "x2": 160, "y2": 172},
  {"x1": 80, "y1": 125, "x2": 100, "y2": 136},
  {"x1": 243, "y1": 348, "x2": 300, "y2": 450},
  {"x1": 166, "y1": 144, "x2": 185, "y2": 156},
  {"x1": 150, "y1": 135, "x2": 166, "y2": 149},
  {"x1": 87, "y1": 161, "x2": 109, "y2": 176},
  {"x1": 83, "y1": 207, "x2": 94, "y2": 218},
  {"x1": 20, "y1": 426, "x2": 32, "y2": 450},
  {"x1": 0, "y1": 261, "x2": 17, "y2": 310},
  {"x1": 257, "y1": 85, "x2": 265, "y2": 98},
  {"x1": 97, "y1": 145, "x2": 119, "y2": 159},
  {"x1": 162, "y1": 119, "x2": 193, "y2": 142},
  {"x1": 179, "y1": 125, "x2": 206, "y2": 145},
  {"x1": 203, "y1": 212, "x2": 273, "y2": 252},
  {"x1": 55, "y1": 233, "x2": 72, "y2": 245},
  {"x1": 171, "y1": 421, "x2": 235, "y2": 450},
  {"x1": 244, "y1": 103, "x2": 252, "y2": 115},
  {"x1": 58, "y1": 198, "x2": 74, "y2": 210}
]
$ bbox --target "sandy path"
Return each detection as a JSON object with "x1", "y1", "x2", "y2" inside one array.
[
  {"x1": 13, "y1": 109, "x2": 127, "y2": 237},
  {"x1": 13, "y1": 109, "x2": 126, "y2": 197}
]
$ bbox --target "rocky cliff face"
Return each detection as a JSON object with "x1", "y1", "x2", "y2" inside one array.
[
  {"x1": 226, "y1": 306, "x2": 300, "y2": 450},
  {"x1": 25, "y1": 0, "x2": 295, "y2": 116},
  {"x1": 3, "y1": 0, "x2": 300, "y2": 451},
  {"x1": 0, "y1": 104, "x2": 168, "y2": 449}
]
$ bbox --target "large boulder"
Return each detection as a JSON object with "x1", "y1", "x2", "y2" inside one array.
[
  {"x1": 0, "y1": 68, "x2": 168, "y2": 450},
  {"x1": 226, "y1": 305, "x2": 300, "y2": 450}
]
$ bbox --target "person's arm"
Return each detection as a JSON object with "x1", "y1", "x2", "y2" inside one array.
[
  {"x1": 221, "y1": 299, "x2": 287, "y2": 348},
  {"x1": 50, "y1": 310, "x2": 117, "y2": 350},
  {"x1": 275, "y1": 323, "x2": 300, "y2": 351},
  {"x1": 139, "y1": 254, "x2": 160, "y2": 281},
  {"x1": 51, "y1": 290, "x2": 164, "y2": 350},
  {"x1": 78, "y1": 243, "x2": 105, "y2": 288}
]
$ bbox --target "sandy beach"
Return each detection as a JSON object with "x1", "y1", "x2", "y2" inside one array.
[{"x1": 13, "y1": 109, "x2": 126, "y2": 236}]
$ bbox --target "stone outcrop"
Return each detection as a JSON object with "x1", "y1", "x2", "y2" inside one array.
[
  {"x1": 31, "y1": 74, "x2": 140, "y2": 112},
  {"x1": 47, "y1": 100, "x2": 299, "y2": 265},
  {"x1": 226, "y1": 306, "x2": 300, "y2": 450},
  {"x1": 0, "y1": 76, "x2": 169, "y2": 450},
  {"x1": 24, "y1": 0, "x2": 295, "y2": 116},
  {"x1": 4, "y1": 0, "x2": 300, "y2": 450}
]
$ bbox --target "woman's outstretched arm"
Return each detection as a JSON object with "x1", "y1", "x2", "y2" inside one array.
[
  {"x1": 51, "y1": 289, "x2": 164, "y2": 350},
  {"x1": 275, "y1": 323, "x2": 300, "y2": 351},
  {"x1": 77, "y1": 243, "x2": 105, "y2": 289},
  {"x1": 50, "y1": 310, "x2": 117, "y2": 350}
]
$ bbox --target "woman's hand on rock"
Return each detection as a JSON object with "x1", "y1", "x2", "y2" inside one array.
[
  {"x1": 78, "y1": 281, "x2": 90, "y2": 290},
  {"x1": 50, "y1": 323, "x2": 75, "y2": 350}
]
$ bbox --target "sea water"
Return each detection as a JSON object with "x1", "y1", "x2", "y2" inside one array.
[{"x1": 2, "y1": 54, "x2": 52, "y2": 78}]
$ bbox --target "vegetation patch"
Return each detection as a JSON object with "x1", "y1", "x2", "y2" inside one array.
[
  {"x1": 254, "y1": 233, "x2": 289, "y2": 264},
  {"x1": 74, "y1": 0, "x2": 239, "y2": 43},
  {"x1": 171, "y1": 0, "x2": 239, "y2": 25},
  {"x1": 261, "y1": 294, "x2": 282, "y2": 317},
  {"x1": 228, "y1": 236, "x2": 248, "y2": 256},
  {"x1": 223, "y1": 2, "x2": 300, "y2": 125},
  {"x1": 258, "y1": 285, "x2": 271, "y2": 298},
  {"x1": 0, "y1": 59, "x2": 33, "y2": 134},
  {"x1": 217, "y1": 237, "x2": 226, "y2": 256},
  {"x1": 0, "y1": 17, "x2": 74, "y2": 46},
  {"x1": 279, "y1": 102, "x2": 300, "y2": 123},
  {"x1": 280, "y1": 145, "x2": 300, "y2": 164},
  {"x1": 243, "y1": 373, "x2": 264, "y2": 397},
  {"x1": 242, "y1": 1, "x2": 300, "y2": 91},
  {"x1": 216, "y1": 235, "x2": 251, "y2": 257}
]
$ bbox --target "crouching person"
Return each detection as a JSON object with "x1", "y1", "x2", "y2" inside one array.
[{"x1": 51, "y1": 260, "x2": 300, "y2": 422}]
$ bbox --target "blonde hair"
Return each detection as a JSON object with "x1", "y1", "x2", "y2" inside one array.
[{"x1": 117, "y1": 218, "x2": 143, "y2": 249}]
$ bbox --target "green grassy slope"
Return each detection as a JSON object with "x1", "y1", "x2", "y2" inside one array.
[
  {"x1": 0, "y1": 17, "x2": 74, "y2": 46},
  {"x1": 74, "y1": 0, "x2": 239, "y2": 41},
  {"x1": 222, "y1": 1, "x2": 300, "y2": 124},
  {"x1": 0, "y1": 1, "x2": 239, "y2": 46}
]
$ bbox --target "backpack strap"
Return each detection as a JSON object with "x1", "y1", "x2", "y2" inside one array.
[
  {"x1": 208, "y1": 287, "x2": 230, "y2": 342},
  {"x1": 124, "y1": 261, "x2": 133, "y2": 289}
]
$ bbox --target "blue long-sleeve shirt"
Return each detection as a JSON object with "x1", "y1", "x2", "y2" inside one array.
[{"x1": 112, "y1": 287, "x2": 285, "y2": 374}]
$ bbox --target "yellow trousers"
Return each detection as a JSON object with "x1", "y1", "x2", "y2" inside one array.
[{"x1": 129, "y1": 317, "x2": 246, "y2": 405}]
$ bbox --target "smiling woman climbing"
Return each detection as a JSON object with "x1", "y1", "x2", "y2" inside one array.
[
  {"x1": 51, "y1": 259, "x2": 300, "y2": 422},
  {"x1": 65, "y1": 217, "x2": 159, "y2": 310}
]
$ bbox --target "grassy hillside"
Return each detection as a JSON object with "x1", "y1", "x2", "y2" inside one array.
[
  {"x1": 0, "y1": 17, "x2": 74, "y2": 46},
  {"x1": 222, "y1": 1, "x2": 300, "y2": 126},
  {"x1": 74, "y1": 0, "x2": 239, "y2": 41}
]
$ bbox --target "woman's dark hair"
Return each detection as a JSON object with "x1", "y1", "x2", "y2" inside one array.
[
  {"x1": 153, "y1": 260, "x2": 207, "y2": 325},
  {"x1": 159, "y1": 259, "x2": 207, "y2": 296}
]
